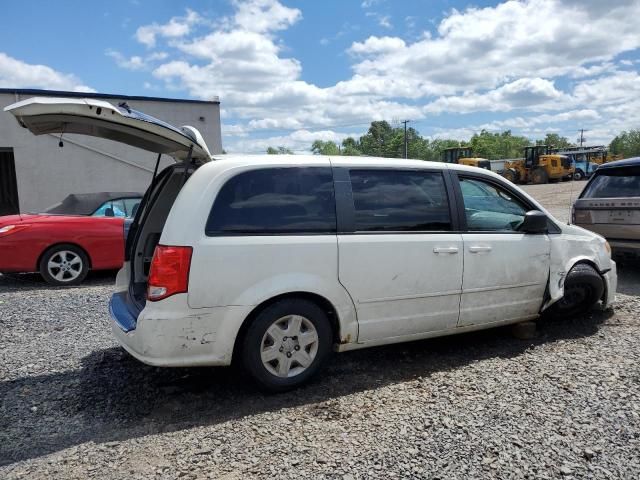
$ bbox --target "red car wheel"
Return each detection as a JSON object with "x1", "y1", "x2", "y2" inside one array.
[{"x1": 39, "y1": 244, "x2": 90, "y2": 286}]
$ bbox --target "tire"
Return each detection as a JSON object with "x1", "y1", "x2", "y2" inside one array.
[
  {"x1": 39, "y1": 244, "x2": 90, "y2": 286},
  {"x1": 548, "y1": 263, "x2": 604, "y2": 318},
  {"x1": 573, "y1": 169, "x2": 585, "y2": 181},
  {"x1": 240, "y1": 298, "x2": 333, "y2": 392},
  {"x1": 531, "y1": 167, "x2": 549, "y2": 184},
  {"x1": 502, "y1": 168, "x2": 518, "y2": 183}
]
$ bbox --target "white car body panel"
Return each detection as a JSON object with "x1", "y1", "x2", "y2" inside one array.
[
  {"x1": 458, "y1": 232, "x2": 550, "y2": 326},
  {"x1": 337, "y1": 233, "x2": 463, "y2": 342},
  {"x1": 4, "y1": 96, "x2": 212, "y2": 162}
]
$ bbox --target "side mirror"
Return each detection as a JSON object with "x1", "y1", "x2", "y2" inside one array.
[
  {"x1": 520, "y1": 210, "x2": 548, "y2": 233},
  {"x1": 104, "y1": 207, "x2": 115, "y2": 217}
]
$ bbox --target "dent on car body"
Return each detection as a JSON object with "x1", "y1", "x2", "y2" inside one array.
[{"x1": 544, "y1": 223, "x2": 613, "y2": 310}]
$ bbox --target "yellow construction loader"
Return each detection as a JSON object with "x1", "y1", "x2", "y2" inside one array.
[
  {"x1": 501, "y1": 145, "x2": 574, "y2": 184},
  {"x1": 440, "y1": 147, "x2": 491, "y2": 170}
]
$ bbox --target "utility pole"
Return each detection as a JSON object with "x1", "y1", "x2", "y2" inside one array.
[
  {"x1": 401, "y1": 120, "x2": 411, "y2": 159},
  {"x1": 578, "y1": 129, "x2": 586, "y2": 147}
]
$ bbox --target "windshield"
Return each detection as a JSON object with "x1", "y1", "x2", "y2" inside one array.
[{"x1": 582, "y1": 167, "x2": 640, "y2": 198}]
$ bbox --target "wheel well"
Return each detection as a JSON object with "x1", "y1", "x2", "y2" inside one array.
[
  {"x1": 568, "y1": 259, "x2": 606, "y2": 300},
  {"x1": 231, "y1": 292, "x2": 341, "y2": 364},
  {"x1": 36, "y1": 242, "x2": 92, "y2": 271}
]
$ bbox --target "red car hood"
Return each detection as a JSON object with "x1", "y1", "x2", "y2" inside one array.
[{"x1": 0, "y1": 214, "x2": 46, "y2": 226}]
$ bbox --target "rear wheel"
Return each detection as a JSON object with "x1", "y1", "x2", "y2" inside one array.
[
  {"x1": 241, "y1": 298, "x2": 333, "y2": 392},
  {"x1": 39, "y1": 244, "x2": 89, "y2": 286},
  {"x1": 573, "y1": 169, "x2": 585, "y2": 181},
  {"x1": 502, "y1": 168, "x2": 518, "y2": 183},
  {"x1": 531, "y1": 167, "x2": 549, "y2": 184},
  {"x1": 548, "y1": 263, "x2": 604, "y2": 318}
]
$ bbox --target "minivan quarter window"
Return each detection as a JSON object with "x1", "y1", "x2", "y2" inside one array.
[
  {"x1": 349, "y1": 169, "x2": 451, "y2": 232},
  {"x1": 206, "y1": 167, "x2": 337, "y2": 235},
  {"x1": 459, "y1": 176, "x2": 528, "y2": 231}
]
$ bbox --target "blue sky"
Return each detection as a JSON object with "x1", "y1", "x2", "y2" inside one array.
[{"x1": 1, "y1": 0, "x2": 639, "y2": 152}]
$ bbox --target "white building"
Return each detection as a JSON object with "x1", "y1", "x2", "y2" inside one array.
[{"x1": 0, "y1": 88, "x2": 221, "y2": 214}]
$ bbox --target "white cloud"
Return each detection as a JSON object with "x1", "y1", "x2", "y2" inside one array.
[
  {"x1": 112, "y1": 0, "x2": 640, "y2": 149},
  {"x1": 227, "y1": 129, "x2": 360, "y2": 153},
  {"x1": 0, "y1": 52, "x2": 94, "y2": 92},
  {"x1": 349, "y1": 0, "x2": 640, "y2": 93},
  {"x1": 349, "y1": 36, "x2": 406, "y2": 55},
  {"x1": 106, "y1": 49, "x2": 171, "y2": 70},
  {"x1": 233, "y1": 0, "x2": 301, "y2": 33},
  {"x1": 136, "y1": 9, "x2": 201, "y2": 47},
  {"x1": 424, "y1": 78, "x2": 568, "y2": 114}
]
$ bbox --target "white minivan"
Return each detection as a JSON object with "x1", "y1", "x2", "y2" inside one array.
[{"x1": 7, "y1": 98, "x2": 617, "y2": 391}]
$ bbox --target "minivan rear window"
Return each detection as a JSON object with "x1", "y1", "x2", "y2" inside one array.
[
  {"x1": 206, "y1": 167, "x2": 336, "y2": 235},
  {"x1": 349, "y1": 169, "x2": 451, "y2": 231},
  {"x1": 582, "y1": 167, "x2": 640, "y2": 198}
]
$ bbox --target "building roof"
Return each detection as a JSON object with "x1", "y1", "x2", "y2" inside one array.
[{"x1": 0, "y1": 88, "x2": 219, "y2": 105}]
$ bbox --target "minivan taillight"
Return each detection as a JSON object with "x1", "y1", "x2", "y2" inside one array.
[{"x1": 147, "y1": 245, "x2": 192, "y2": 301}]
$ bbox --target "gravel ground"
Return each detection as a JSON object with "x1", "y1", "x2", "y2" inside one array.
[{"x1": 1, "y1": 181, "x2": 639, "y2": 479}]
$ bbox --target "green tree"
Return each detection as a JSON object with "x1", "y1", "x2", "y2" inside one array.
[
  {"x1": 470, "y1": 130, "x2": 531, "y2": 159},
  {"x1": 536, "y1": 133, "x2": 574, "y2": 149},
  {"x1": 609, "y1": 130, "x2": 640, "y2": 158},
  {"x1": 358, "y1": 121, "x2": 395, "y2": 157},
  {"x1": 266, "y1": 146, "x2": 293, "y2": 154},
  {"x1": 311, "y1": 140, "x2": 341, "y2": 155},
  {"x1": 341, "y1": 137, "x2": 362, "y2": 156}
]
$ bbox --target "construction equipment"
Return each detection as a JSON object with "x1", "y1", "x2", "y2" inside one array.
[
  {"x1": 550, "y1": 146, "x2": 623, "y2": 180},
  {"x1": 550, "y1": 146, "x2": 604, "y2": 180},
  {"x1": 440, "y1": 147, "x2": 491, "y2": 170},
  {"x1": 501, "y1": 145, "x2": 574, "y2": 184}
]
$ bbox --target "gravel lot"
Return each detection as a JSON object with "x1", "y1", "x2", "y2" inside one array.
[{"x1": 1, "y1": 180, "x2": 639, "y2": 479}]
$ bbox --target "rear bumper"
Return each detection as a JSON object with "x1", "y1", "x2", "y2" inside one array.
[{"x1": 110, "y1": 293, "x2": 252, "y2": 367}]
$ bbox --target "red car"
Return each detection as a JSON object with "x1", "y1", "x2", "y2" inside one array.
[{"x1": 0, "y1": 192, "x2": 141, "y2": 285}]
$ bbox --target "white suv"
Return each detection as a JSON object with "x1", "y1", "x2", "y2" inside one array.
[{"x1": 7, "y1": 98, "x2": 617, "y2": 391}]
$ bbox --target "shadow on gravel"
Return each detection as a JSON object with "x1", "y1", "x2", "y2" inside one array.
[
  {"x1": 0, "y1": 270, "x2": 116, "y2": 293},
  {"x1": 0, "y1": 308, "x2": 613, "y2": 466},
  {"x1": 616, "y1": 262, "x2": 640, "y2": 296}
]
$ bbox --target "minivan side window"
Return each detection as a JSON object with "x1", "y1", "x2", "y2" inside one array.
[
  {"x1": 206, "y1": 167, "x2": 336, "y2": 235},
  {"x1": 459, "y1": 177, "x2": 527, "y2": 231},
  {"x1": 349, "y1": 169, "x2": 451, "y2": 231}
]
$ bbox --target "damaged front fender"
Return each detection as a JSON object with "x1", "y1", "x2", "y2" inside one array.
[{"x1": 543, "y1": 223, "x2": 614, "y2": 311}]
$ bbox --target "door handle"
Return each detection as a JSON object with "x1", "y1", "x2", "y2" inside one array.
[
  {"x1": 433, "y1": 246, "x2": 459, "y2": 254},
  {"x1": 469, "y1": 245, "x2": 492, "y2": 253}
]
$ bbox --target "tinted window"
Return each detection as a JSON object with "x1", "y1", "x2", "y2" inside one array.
[
  {"x1": 206, "y1": 167, "x2": 336, "y2": 235},
  {"x1": 460, "y1": 177, "x2": 527, "y2": 231},
  {"x1": 349, "y1": 169, "x2": 451, "y2": 231},
  {"x1": 582, "y1": 167, "x2": 640, "y2": 198}
]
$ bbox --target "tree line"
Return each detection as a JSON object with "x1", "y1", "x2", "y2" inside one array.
[{"x1": 266, "y1": 121, "x2": 640, "y2": 160}]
